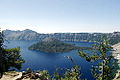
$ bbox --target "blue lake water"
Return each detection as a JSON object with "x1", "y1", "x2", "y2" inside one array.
[{"x1": 4, "y1": 40, "x2": 95, "y2": 80}]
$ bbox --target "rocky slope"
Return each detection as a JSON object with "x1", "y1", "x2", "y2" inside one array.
[
  {"x1": 112, "y1": 43, "x2": 120, "y2": 80},
  {"x1": 3, "y1": 29, "x2": 120, "y2": 45},
  {"x1": 3, "y1": 29, "x2": 41, "y2": 40}
]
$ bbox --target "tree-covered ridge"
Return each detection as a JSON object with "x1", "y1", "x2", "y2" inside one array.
[{"x1": 29, "y1": 37, "x2": 78, "y2": 53}]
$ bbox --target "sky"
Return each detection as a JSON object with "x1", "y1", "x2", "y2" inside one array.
[{"x1": 0, "y1": 0, "x2": 120, "y2": 33}]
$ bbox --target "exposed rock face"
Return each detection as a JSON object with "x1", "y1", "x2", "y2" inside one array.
[
  {"x1": 112, "y1": 43, "x2": 120, "y2": 63},
  {"x1": 3, "y1": 29, "x2": 120, "y2": 45},
  {"x1": 3, "y1": 29, "x2": 40, "y2": 40},
  {"x1": 0, "y1": 72, "x2": 22, "y2": 80},
  {"x1": 112, "y1": 43, "x2": 120, "y2": 80},
  {"x1": 41, "y1": 37, "x2": 59, "y2": 42}
]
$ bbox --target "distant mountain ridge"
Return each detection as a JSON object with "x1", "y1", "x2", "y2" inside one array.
[
  {"x1": 3, "y1": 29, "x2": 40, "y2": 40},
  {"x1": 3, "y1": 29, "x2": 120, "y2": 45}
]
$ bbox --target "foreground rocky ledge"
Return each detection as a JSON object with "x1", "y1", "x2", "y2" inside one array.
[
  {"x1": 0, "y1": 70, "x2": 49, "y2": 80},
  {"x1": 0, "y1": 72, "x2": 22, "y2": 80}
]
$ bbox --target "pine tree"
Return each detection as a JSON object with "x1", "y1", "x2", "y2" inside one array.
[
  {"x1": 0, "y1": 29, "x2": 25, "y2": 78},
  {"x1": 79, "y1": 38, "x2": 118, "y2": 80},
  {"x1": 0, "y1": 29, "x2": 4, "y2": 78}
]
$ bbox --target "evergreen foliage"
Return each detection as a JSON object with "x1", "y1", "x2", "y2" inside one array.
[
  {"x1": 21, "y1": 65, "x2": 81, "y2": 80},
  {"x1": 79, "y1": 38, "x2": 118, "y2": 80},
  {"x1": 0, "y1": 29, "x2": 119, "y2": 80},
  {"x1": 29, "y1": 37, "x2": 77, "y2": 53},
  {"x1": 0, "y1": 29, "x2": 25, "y2": 78}
]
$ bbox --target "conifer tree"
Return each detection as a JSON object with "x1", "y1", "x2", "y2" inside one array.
[
  {"x1": 0, "y1": 29, "x2": 4, "y2": 78},
  {"x1": 79, "y1": 38, "x2": 118, "y2": 80},
  {"x1": 0, "y1": 29, "x2": 25, "y2": 78}
]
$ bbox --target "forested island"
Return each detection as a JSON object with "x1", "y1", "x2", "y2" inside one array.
[{"x1": 28, "y1": 37, "x2": 78, "y2": 53}]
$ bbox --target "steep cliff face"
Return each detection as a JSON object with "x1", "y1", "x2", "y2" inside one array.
[
  {"x1": 3, "y1": 29, "x2": 40, "y2": 40},
  {"x1": 3, "y1": 29, "x2": 120, "y2": 45}
]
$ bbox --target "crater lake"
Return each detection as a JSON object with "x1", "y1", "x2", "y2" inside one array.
[{"x1": 4, "y1": 40, "x2": 95, "y2": 80}]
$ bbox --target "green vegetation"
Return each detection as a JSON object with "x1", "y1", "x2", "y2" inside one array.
[
  {"x1": 0, "y1": 30, "x2": 25, "y2": 78},
  {"x1": 28, "y1": 37, "x2": 119, "y2": 80},
  {"x1": 79, "y1": 38, "x2": 118, "y2": 80},
  {"x1": 18, "y1": 66, "x2": 81, "y2": 80},
  {"x1": 109, "y1": 36, "x2": 120, "y2": 45},
  {"x1": 0, "y1": 29, "x2": 119, "y2": 80},
  {"x1": 29, "y1": 37, "x2": 92, "y2": 53},
  {"x1": 29, "y1": 37, "x2": 78, "y2": 53},
  {"x1": 0, "y1": 30, "x2": 82, "y2": 80}
]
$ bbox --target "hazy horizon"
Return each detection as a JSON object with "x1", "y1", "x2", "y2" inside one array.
[
  {"x1": 2, "y1": 28, "x2": 120, "y2": 34},
  {"x1": 0, "y1": 0, "x2": 120, "y2": 33}
]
